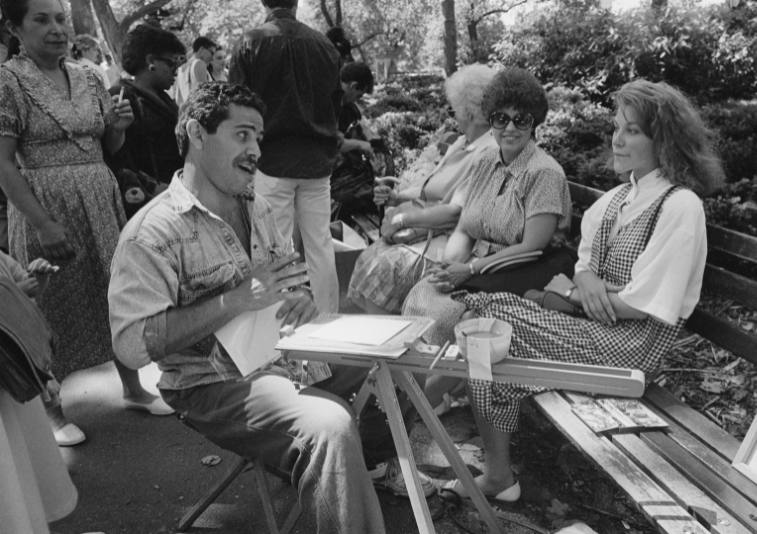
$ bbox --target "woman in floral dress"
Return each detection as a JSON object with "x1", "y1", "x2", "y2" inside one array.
[{"x1": 0, "y1": 0, "x2": 172, "y2": 422}]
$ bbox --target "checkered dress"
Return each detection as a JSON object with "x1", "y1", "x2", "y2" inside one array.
[{"x1": 461, "y1": 185, "x2": 686, "y2": 432}]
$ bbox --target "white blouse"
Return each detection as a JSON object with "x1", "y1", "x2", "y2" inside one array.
[{"x1": 574, "y1": 169, "x2": 707, "y2": 325}]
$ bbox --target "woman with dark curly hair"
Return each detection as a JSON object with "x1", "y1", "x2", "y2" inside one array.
[
  {"x1": 403, "y1": 68, "x2": 574, "y2": 348},
  {"x1": 107, "y1": 24, "x2": 185, "y2": 217},
  {"x1": 439, "y1": 79, "x2": 724, "y2": 504}
]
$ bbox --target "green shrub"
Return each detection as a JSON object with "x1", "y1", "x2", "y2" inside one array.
[
  {"x1": 540, "y1": 86, "x2": 617, "y2": 190},
  {"x1": 702, "y1": 101, "x2": 757, "y2": 182},
  {"x1": 491, "y1": 1, "x2": 757, "y2": 105}
]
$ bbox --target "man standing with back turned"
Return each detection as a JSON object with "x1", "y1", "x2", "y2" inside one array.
[{"x1": 229, "y1": 0, "x2": 341, "y2": 314}]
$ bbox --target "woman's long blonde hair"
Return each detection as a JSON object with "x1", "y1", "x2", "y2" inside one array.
[{"x1": 615, "y1": 80, "x2": 725, "y2": 196}]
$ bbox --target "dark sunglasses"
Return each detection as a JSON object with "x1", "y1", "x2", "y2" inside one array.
[
  {"x1": 154, "y1": 56, "x2": 180, "y2": 70},
  {"x1": 488, "y1": 111, "x2": 534, "y2": 131}
]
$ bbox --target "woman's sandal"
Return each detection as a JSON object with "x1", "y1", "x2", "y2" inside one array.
[{"x1": 439, "y1": 477, "x2": 521, "y2": 504}]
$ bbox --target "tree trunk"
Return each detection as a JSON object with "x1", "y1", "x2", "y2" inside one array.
[
  {"x1": 441, "y1": 0, "x2": 457, "y2": 75},
  {"x1": 91, "y1": 0, "x2": 124, "y2": 61},
  {"x1": 90, "y1": 0, "x2": 173, "y2": 65},
  {"x1": 70, "y1": 0, "x2": 97, "y2": 35},
  {"x1": 319, "y1": 0, "x2": 335, "y2": 27}
]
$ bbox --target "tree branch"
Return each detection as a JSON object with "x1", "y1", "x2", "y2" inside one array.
[
  {"x1": 320, "y1": 0, "x2": 335, "y2": 27},
  {"x1": 473, "y1": 1, "x2": 529, "y2": 25},
  {"x1": 356, "y1": 31, "x2": 383, "y2": 47},
  {"x1": 120, "y1": 0, "x2": 174, "y2": 30}
]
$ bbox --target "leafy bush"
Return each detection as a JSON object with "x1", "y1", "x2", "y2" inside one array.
[
  {"x1": 540, "y1": 86, "x2": 617, "y2": 190},
  {"x1": 702, "y1": 101, "x2": 757, "y2": 183},
  {"x1": 491, "y1": 1, "x2": 757, "y2": 105}
]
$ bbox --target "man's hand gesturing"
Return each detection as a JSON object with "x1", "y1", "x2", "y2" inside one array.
[{"x1": 226, "y1": 253, "x2": 314, "y2": 319}]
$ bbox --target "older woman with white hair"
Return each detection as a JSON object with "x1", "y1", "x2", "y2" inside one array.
[{"x1": 347, "y1": 64, "x2": 498, "y2": 314}]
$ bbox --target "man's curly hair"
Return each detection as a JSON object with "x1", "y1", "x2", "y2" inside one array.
[
  {"x1": 176, "y1": 82, "x2": 267, "y2": 158},
  {"x1": 481, "y1": 68, "x2": 548, "y2": 130}
]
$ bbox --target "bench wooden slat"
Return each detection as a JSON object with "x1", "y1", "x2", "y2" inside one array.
[
  {"x1": 349, "y1": 213, "x2": 380, "y2": 244},
  {"x1": 613, "y1": 433, "x2": 754, "y2": 534},
  {"x1": 644, "y1": 384, "x2": 742, "y2": 461},
  {"x1": 532, "y1": 391, "x2": 709, "y2": 534},
  {"x1": 708, "y1": 224, "x2": 757, "y2": 264},
  {"x1": 640, "y1": 388, "x2": 757, "y2": 503},
  {"x1": 641, "y1": 432, "x2": 757, "y2": 530},
  {"x1": 684, "y1": 309, "x2": 757, "y2": 366},
  {"x1": 704, "y1": 265, "x2": 757, "y2": 310}
]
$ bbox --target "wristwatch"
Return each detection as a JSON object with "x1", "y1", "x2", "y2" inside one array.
[{"x1": 566, "y1": 286, "x2": 576, "y2": 299}]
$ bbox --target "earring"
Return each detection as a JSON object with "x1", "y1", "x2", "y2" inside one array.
[{"x1": 148, "y1": 64, "x2": 156, "y2": 71}]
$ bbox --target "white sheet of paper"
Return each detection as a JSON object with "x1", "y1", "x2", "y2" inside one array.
[
  {"x1": 467, "y1": 336, "x2": 494, "y2": 381},
  {"x1": 215, "y1": 302, "x2": 283, "y2": 376},
  {"x1": 307, "y1": 316, "x2": 412, "y2": 346}
]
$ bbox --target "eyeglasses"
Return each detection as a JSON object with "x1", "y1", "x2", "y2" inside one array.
[
  {"x1": 154, "y1": 56, "x2": 180, "y2": 70},
  {"x1": 488, "y1": 111, "x2": 534, "y2": 131}
]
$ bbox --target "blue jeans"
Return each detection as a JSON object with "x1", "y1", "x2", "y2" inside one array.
[{"x1": 161, "y1": 364, "x2": 386, "y2": 534}]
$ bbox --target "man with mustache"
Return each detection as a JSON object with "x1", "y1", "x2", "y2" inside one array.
[{"x1": 108, "y1": 83, "x2": 386, "y2": 533}]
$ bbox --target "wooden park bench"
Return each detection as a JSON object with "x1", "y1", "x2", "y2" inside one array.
[
  {"x1": 333, "y1": 180, "x2": 757, "y2": 533},
  {"x1": 532, "y1": 182, "x2": 757, "y2": 534}
]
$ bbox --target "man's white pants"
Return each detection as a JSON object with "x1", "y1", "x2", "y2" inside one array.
[{"x1": 255, "y1": 172, "x2": 339, "y2": 314}]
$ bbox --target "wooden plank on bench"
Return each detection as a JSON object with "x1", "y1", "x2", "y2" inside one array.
[
  {"x1": 613, "y1": 433, "x2": 754, "y2": 534},
  {"x1": 707, "y1": 224, "x2": 757, "y2": 264},
  {"x1": 533, "y1": 391, "x2": 709, "y2": 534},
  {"x1": 704, "y1": 265, "x2": 757, "y2": 310},
  {"x1": 349, "y1": 213, "x2": 380, "y2": 244},
  {"x1": 684, "y1": 309, "x2": 757, "y2": 367},
  {"x1": 644, "y1": 384, "x2": 742, "y2": 461},
  {"x1": 642, "y1": 432, "x2": 757, "y2": 530}
]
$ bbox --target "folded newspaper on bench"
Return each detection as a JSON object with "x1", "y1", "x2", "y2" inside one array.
[{"x1": 566, "y1": 392, "x2": 668, "y2": 434}]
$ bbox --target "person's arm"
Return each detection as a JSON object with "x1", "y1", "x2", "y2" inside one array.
[
  {"x1": 99, "y1": 75, "x2": 133, "y2": 155},
  {"x1": 433, "y1": 213, "x2": 558, "y2": 291},
  {"x1": 110, "y1": 238, "x2": 312, "y2": 368},
  {"x1": 571, "y1": 270, "x2": 647, "y2": 325},
  {"x1": 0, "y1": 137, "x2": 75, "y2": 260},
  {"x1": 471, "y1": 213, "x2": 558, "y2": 273},
  {"x1": 381, "y1": 203, "x2": 462, "y2": 238}
]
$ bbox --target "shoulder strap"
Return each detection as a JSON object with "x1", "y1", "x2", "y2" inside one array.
[{"x1": 642, "y1": 185, "x2": 681, "y2": 249}]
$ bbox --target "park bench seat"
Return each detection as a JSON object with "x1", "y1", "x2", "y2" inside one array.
[{"x1": 532, "y1": 182, "x2": 757, "y2": 534}]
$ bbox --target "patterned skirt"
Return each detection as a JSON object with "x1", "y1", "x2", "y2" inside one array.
[
  {"x1": 454, "y1": 291, "x2": 681, "y2": 433},
  {"x1": 9, "y1": 163, "x2": 126, "y2": 377},
  {"x1": 347, "y1": 239, "x2": 441, "y2": 313}
]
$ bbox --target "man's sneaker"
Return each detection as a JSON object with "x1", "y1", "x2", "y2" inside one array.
[{"x1": 371, "y1": 458, "x2": 436, "y2": 498}]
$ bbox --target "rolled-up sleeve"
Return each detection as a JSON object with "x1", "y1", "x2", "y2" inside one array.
[{"x1": 108, "y1": 237, "x2": 178, "y2": 369}]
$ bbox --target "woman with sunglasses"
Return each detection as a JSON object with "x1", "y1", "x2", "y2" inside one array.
[
  {"x1": 438, "y1": 79, "x2": 723, "y2": 504},
  {"x1": 404, "y1": 68, "x2": 573, "y2": 345},
  {"x1": 107, "y1": 24, "x2": 185, "y2": 217}
]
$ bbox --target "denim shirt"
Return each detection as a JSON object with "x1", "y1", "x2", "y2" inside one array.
[{"x1": 108, "y1": 172, "x2": 293, "y2": 390}]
